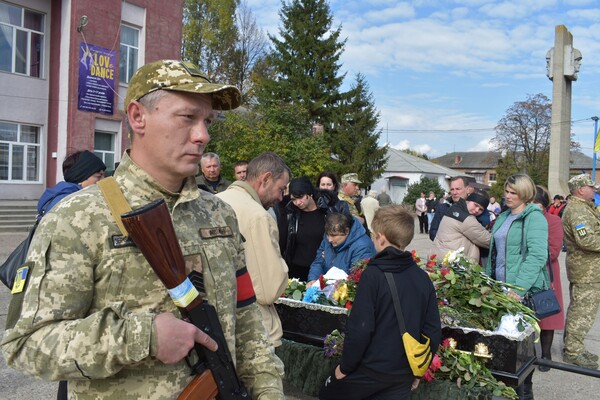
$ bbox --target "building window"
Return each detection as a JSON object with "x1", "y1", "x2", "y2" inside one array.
[
  {"x1": 0, "y1": 121, "x2": 40, "y2": 181},
  {"x1": 94, "y1": 130, "x2": 115, "y2": 170},
  {"x1": 488, "y1": 173, "x2": 497, "y2": 183},
  {"x1": 119, "y1": 24, "x2": 139, "y2": 84},
  {"x1": 0, "y1": 1, "x2": 44, "y2": 77}
]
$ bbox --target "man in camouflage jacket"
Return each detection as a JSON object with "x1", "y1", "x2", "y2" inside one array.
[
  {"x1": 561, "y1": 173, "x2": 600, "y2": 370},
  {"x1": 1, "y1": 60, "x2": 284, "y2": 399}
]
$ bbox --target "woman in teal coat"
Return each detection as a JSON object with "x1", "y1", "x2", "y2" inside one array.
[{"x1": 486, "y1": 174, "x2": 549, "y2": 400}]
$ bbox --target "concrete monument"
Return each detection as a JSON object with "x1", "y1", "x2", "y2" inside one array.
[{"x1": 547, "y1": 25, "x2": 581, "y2": 197}]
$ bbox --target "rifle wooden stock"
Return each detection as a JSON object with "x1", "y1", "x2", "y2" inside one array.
[{"x1": 121, "y1": 199, "x2": 248, "y2": 400}]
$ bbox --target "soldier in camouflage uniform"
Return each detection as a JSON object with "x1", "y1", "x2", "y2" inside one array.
[
  {"x1": 561, "y1": 173, "x2": 600, "y2": 370},
  {"x1": 338, "y1": 173, "x2": 365, "y2": 225},
  {"x1": 1, "y1": 60, "x2": 285, "y2": 399}
]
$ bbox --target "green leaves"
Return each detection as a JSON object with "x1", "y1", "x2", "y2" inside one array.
[{"x1": 424, "y1": 251, "x2": 537, "y2": 331}]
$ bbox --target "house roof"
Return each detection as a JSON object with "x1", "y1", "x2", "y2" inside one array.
[
  {"x1": 432, "y1": 152, "x2": 502, "y2": 169},
  {"x1": 433, "y1": 150, "x2": 595, "y2": 170},
  {"x1": 385, "y1": 148, "x2": 467, "y2": 177}
]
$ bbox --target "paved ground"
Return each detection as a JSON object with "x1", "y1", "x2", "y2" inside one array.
[{"x1": 1, "y1": 221, "x2": 599, "y2": 399}]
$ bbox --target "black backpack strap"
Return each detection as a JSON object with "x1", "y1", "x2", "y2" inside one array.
[{"x1": 384, "y1": 271, "x2": 407, "y2": 335}]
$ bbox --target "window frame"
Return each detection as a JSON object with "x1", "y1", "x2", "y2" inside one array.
[
  {"x1": 0, "y1": 1, "x2": 45, "y2": 77},
  {"x1": 119, "y1": 23, "x2": 140, "y2": 84},
  {"x1": 0, "y1": 120, "x2": 42, "y2": 183},
  {"x1": 93, "y1": 129, "x2": 116, "y2": 171}
]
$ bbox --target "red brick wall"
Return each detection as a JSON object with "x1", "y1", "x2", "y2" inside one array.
[{"x1": 45, "y1": 0, "x2": 183, "y2": 185}]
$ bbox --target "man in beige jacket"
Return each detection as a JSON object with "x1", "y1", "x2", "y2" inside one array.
[{"x1": 218, "y1": 152, "x2": 290, "y2": 347}]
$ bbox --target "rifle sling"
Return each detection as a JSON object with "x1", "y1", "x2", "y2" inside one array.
[{"x1": 97, "y1": 177, "x2": 132, "y2": 237}]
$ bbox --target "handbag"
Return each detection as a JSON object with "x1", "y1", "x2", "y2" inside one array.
[
  {"x1": 0, "y1": 192, "x2": 62, "y2": 289},
  {"x1": 384, "y1": 272, "x2": 432, "y2": 377},
  {"x1": 519, "y1": 226, "x2": 561, "y2": 320},
  {"x1": 522, "y1": 288, "x2": 561, "y2": 320},
  {"x1": 0, "y1": 219, "x2": 40, "y2": 288}
]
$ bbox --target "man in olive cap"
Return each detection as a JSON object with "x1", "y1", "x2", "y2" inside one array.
[
  {"x1": 339, "y1": 173, "x2": 365, "y2": 225},
  {"x1": 562, "y1": 173, "x2": 600, "y2": 370},
  {"x1": 2, "y1": 60, "x2": 284, "y2": 399}
]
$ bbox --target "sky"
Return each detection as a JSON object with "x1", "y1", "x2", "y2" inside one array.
[{"x1": 245, "y1": 0, "x2": 600, "y2": 159}]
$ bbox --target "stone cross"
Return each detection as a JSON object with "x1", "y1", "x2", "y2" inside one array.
[{"x1": 547, "y1": 25, "x2": 581, "y2": 197}]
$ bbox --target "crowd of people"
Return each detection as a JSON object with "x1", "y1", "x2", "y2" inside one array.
[{"x1": 1, "y1": 58, "x2": 598, "y2": 400}]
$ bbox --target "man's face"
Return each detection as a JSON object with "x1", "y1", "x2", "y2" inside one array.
[
  {"x1": 343, "y1": 182, "x2": 359, "y2": 196},
  {"x1": 258, "y1": 171, "x2": 290, "y2": 208},
  {"x1": 450, "y1": 179, "x2": 467, "y2": 202},
  {"x1": 234, "y1": 165, "x2": 247, "y2": 181},
  {"x1": 202, "y1": 157, "x2": 221, "y2": 181},
  {"x1": 129, "y1": 92, "x2": 212, "y2": 191},
  {"x1": 578, "y1": 186, "x2": 595, "y2": 202}
]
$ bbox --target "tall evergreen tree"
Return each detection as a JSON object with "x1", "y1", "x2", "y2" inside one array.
[
  {"x1": 182, "y1": 0, "x2": 239, "y2": 83},
  {"x1": 257, "y1": 0, "x2": 346, "y2": 126},
  {"x1": 331, "y1": 74, "x2": 387, "y2": 187}
]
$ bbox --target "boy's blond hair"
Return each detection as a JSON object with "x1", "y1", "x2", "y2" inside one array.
[{"x1": 371, "y1": 205, "x2": 415, "y2": 249}]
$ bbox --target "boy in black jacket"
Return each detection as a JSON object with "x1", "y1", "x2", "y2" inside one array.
[{"x1": 320, "y1": 205, "x2": 441, "y2": 400}]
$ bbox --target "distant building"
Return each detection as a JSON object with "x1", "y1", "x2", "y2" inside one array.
[
  {"x1": 0, "y1": 0, "x2": 184, "y2": 200},
  {"x1": 432, "y1": 152, "x2": 502, "y2": 186},
  {"x1": 370, "y1": 147, "x2": 468, "y2": 204},
  {"x1": 432, "y1": 151, "x2": 598, "y2": 193}
]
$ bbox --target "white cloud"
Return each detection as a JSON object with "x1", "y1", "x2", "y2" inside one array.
[
  {"x1": 391, "y1": 140, "x2": 411, "y2": 149},
  {"x1": 468, "y1": 138, "x2": 494, "y2": 151}
]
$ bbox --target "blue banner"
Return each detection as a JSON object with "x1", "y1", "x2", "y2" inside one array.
[{"x1": 77, "y1": 43, "x2": 116, "y2": 115}]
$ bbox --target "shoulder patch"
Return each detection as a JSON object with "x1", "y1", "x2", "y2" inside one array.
[
  {"x1": 11, "y1": 265, "x2": 30, "y2": 294},
  {"x1": 575, "y1": 223, "x2": 587, "y2": 238}
]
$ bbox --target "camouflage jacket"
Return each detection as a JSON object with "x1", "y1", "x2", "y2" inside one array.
[
  {"x1": 562, "y1": 196, "x2": 600, "y2": 283},
  {"x1": 338, "y1": 191, "x2": 360, "y2": 217},
  {"x1": 1, "y1": 153, "x2": 284, "y2": 400}
]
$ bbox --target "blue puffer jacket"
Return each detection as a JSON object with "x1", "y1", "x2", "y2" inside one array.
[
  {"x1": 308, "y1": 217, "x2": 376, "y2": 281},
  {"x1": 37, "y1": 181, "x2": 81, "y2": 216},
  {"x1": 485, "y1": 203, "x2": 549, "y2": 296}
]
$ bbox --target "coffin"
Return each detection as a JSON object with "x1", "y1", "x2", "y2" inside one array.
[
  {"x1": 274, "y1": 298, "x2": 348, "y2": 345},
  {"x1": 275, "y1": 297, "x2": 536, "y2": 386}
]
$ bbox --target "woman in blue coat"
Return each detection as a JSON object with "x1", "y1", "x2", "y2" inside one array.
[
  {"x1": 307, "y1": 212, "x2": 375, "y2": 283},
  {"x1": 486, "y1": 173, "x2": 549, "y2": 400}
]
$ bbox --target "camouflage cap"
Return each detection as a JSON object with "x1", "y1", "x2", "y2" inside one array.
[
  {"x1": 341, "y1": 173, "x2": 361, "y2": 184},
  {"x1": 124, "y1": 60, "x2": 241, "y2": 112},
  {"x1": 568, "y1": 173, "x2": 599, "y2": 192}
]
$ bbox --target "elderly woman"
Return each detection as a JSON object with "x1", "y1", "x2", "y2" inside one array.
[
  {"x1": 307, "y1": 212, "x2": 375, "y2": 283},
  {"x1": 486, "y1": 174, "x2": 549, "y2": 400}
]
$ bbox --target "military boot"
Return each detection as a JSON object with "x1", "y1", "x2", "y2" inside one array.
[{"x1": 563, "y1": 352, "x2": 599, "y2": 369}]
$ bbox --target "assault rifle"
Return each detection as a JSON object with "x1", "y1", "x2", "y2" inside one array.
[{"x1": 121, "y1": 199, "x2": 249, "y2": 400}]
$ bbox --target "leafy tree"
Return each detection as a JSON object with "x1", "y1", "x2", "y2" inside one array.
[
  {"x1": 182, "y1": 0, "x2": 239, "y2": 83},
  {"x1": 256, "y1": 0, "x2": 346, "y2": 126},
  {"x1": 402, "y1": 177, "x2": 445, "y2": 209},
  {"x1": 330, "y1": 74, "x2": 387, "y2": 187},
  {"x1": 207, "y1": 104, "x2": 337, "y2": 181},
  {"x1": 231, "y1": 1, "x2": 268, "y2": 104},
  {"x1": 491, "y1": 93, "x2": 579, "y2": 185}
]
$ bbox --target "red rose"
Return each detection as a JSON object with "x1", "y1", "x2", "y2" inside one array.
[
  {"x1": 430, "y1": 354, "x2": 442, "y2": 371},
  {"x1": 319, "y1": 275, "x2": 326, "y2": 289}
]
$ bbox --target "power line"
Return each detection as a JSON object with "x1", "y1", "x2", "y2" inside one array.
[{"x1": 380, "y1": 117, "x2": 592, "y2": 134}]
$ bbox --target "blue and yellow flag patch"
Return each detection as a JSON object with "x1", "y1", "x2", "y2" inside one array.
[
  {"x1": 575, "y1": 223, "x2": 587, "y2": 238},
  {"x1": 11, "y1": 265, "x2": 29, "y2": 294}
]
